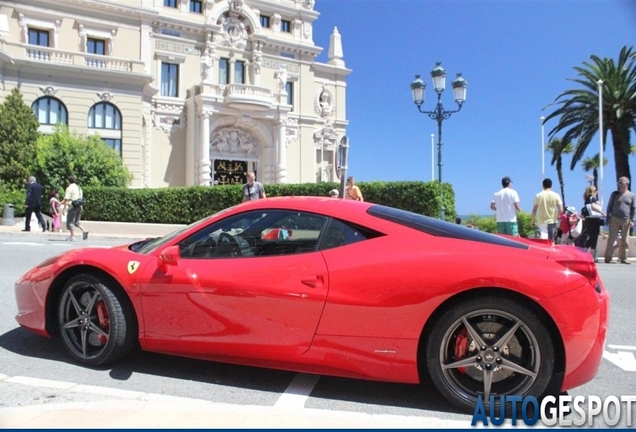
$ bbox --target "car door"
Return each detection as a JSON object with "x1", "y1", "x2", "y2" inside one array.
[{"x1": 139, "y1": 209, "x2": 330, "y2": 360}]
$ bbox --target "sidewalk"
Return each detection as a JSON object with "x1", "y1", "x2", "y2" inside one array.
[
  {"x1": 0, "y1": 217, "x2": 184, "y2": 240},
  {"x1": 0, "y1": 374, "x2": 471, "y2": 428}
]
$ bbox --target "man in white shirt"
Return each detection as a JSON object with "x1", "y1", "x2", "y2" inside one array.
[{"x1": 490, "y1": 176, "x2": 522, "y2": 236}]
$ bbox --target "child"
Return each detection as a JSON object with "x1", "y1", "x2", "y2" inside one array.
[
  {"x1": 49, "y1": 189, "x2": 62, "y2": 233},
  {"x1": 558, "y1": 206, "x2": 580, "y2": 245}
]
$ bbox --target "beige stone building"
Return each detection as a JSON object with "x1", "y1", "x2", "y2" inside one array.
[{"x1": 0, "y1": 0, "x2": 350, "y2": 187}]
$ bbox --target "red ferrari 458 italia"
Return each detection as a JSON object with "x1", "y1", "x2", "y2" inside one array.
[{"x1": 14, "y1": 197, "x2": 609, "y2": 413}]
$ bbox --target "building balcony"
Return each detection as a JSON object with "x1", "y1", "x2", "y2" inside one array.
[
  {"x1": 221, "y1": 84, "x2": 276, "y2": 111},
  {"x1": 0, "y1": 39, "x2": 147, "y2": 76}
]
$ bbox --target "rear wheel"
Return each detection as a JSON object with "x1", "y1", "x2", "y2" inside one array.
[
  {"x1": 58, "y1": 274, "x2": 136, "y2": 366},
  {"x1": 425, "y1": 296, "x2": 555, "y2": 413}
]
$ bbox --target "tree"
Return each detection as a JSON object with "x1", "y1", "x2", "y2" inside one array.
[
  {"x1": 582, "y1": 153, "x2": 608, "y2": 192},
  {"x1": 32, "y1": 125, "x2": 133, "y2": 195},
  {"x1": 0, "y1": 88, "x2": 40, "y2": 190},
  {"x1": 543, "y1": 46, "x2": 636, "y2": 184},
  {"x1": 546, "y1": 137, "x2": 573, "y2": 206}
]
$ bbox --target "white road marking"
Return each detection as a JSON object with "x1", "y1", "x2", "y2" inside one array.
[
  {"x1": 603, "y1": 350, "x2": 636, "y2": 372},
  {"x1": 608, "y1": 344, "x2": 636, "y2": 351},
  {"x1": 1, "y1": 242, "x2": 43, "y2": 246},
  {"x1": 274, "y1": 373, "x2": 320, "y2": 409}
]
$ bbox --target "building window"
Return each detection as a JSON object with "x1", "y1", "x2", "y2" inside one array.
[
  {"x1": 190, "y1": 0, "x2": 202, "y2": 13},
  {"x1": 88, "y1": 102, "x2": 122, "y2": 156},
  {"x1": 161, "y1": 62, "x2": 179, "y2": 97},
  {"x1": 28, "y1": 28, "x2": 49, "y2": 46},
  {"x1": 163, "y1": 0, "x2": 177, "y2": 7},
  {"x1": 31, "y1": 97, "x2": 68, "y2": 125},
  {"x1": 234, "y1": 61, "x2": 245, "y2": 84},
  {"x1": 286, "y1": 82, "x2": 293, "y2": 107},
  {"x1": 281, "y1": 20, "x2": 291, "y2": 33},
  {"x1": 102, "y1": 138, "x2": 122, "y2": 156},
  {"x1": 88, "y1": 102, "x2": 121, "y2": 129},
  {"x1": 87, "y1": 38, "x2": 106, "y2": 55},
  {"x1": 260, "y1": 15, "x2": 270, "y2": 28},
  {"x1": 218, "y1": 58, "x2": 229, "y2": 85}
]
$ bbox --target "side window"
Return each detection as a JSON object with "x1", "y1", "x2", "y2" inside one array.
[
  {"x1": 319, "y1": 219, "x2": 369, "y2": 250},
  {"x1": 179, "y1": 210, "x2": 328, "y2": 259}
]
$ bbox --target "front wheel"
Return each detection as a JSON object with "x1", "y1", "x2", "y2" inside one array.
[
  {"x1": 425, "y1": 296, "x2": 555, "y2": 413},
  {"x1": 58, "y1": 274, "x2": 136, "y2": 366}
]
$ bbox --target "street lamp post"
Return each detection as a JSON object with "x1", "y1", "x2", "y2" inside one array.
[
  {"x1": 540, "y1": 116, "x2": 545, "y2": 183},
  {"x1": 597, "y1": 79, "x2": 604, "y2": 207},
  {"x1": 411, "y1": 63, "x2": 467, "y2": 221}
]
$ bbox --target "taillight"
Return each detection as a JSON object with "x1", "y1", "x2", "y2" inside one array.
[{"x1": 556, "y1": 260, "x2": 598, "y2": 287}]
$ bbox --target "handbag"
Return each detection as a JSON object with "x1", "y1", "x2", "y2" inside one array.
[
  {"x1": 72, "y1": 187, "x2": 85, "y2": 207},
  {"x1": 585, "y1": 203, "x2": 603, "y2": 218}
]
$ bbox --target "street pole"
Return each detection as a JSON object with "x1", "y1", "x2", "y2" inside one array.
[
  {"x1": 410, "y1": 64, "x2": 467, "y2": 221},
  {"x1": 431, "y1": 133, "x2": 435, "y2": 182},
  {"x1": 598, "y1": 79, "x2": 604, "y2": 207},
  {"x1": 540, "y1": 116, "x2": 545, "y2": 183}
]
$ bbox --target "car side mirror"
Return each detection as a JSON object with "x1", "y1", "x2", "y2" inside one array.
[{"x1": 158, "y1": 245, "x2": 180, "y2": 271}]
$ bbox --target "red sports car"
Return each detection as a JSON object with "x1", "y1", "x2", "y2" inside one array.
[{"x1": 14, "y1": 197, "x2": 609, "y2": 413}]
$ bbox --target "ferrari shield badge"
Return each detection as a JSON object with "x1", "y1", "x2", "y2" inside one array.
[{"x1": 127, "y1": 261, "x2": 141, "y2": 275}]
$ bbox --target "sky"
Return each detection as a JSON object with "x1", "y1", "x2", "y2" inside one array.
[{"x1": 311, "y1": 0, "x2": 636, "y2": 216}]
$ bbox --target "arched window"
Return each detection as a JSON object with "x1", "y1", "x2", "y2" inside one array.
[
  {"x1": 88, "y1": 102, "x2": 122, "y2": 155},
  {"x1": 31, "y1": 97, "x2": 68, "y2": 126}
]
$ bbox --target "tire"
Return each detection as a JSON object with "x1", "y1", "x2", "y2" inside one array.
[
  {"x1": 58, "y1": 274, "x2": 136, "y2": 367},
  {"x1": 425, "y1": 295, "x2": 555, "y2": 413}
]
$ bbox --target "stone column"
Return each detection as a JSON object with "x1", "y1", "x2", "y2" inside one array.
[
  {"x1": 199, "y1": 111, "x2": 212, "y2": 186},
  {"x1": 277, "y1": 120, "x2": 287, "y2": 183},
  {"x1": 185, "y1": 99, "x2": 196, "y2": 186}
]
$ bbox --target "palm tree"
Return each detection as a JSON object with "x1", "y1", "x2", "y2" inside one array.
[
  {"x1": 545, "y1": 137, "x2": 573, "y2": 206},
  {"x1": 543, "y1": 46, "x2": 636, "y2": 184},
  {"x1": 581, "y1": 153, "x2": 608, "y2": 191}
]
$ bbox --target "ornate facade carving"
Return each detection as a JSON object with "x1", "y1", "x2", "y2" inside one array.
[
  {"x1": 39, "y1": 86, "x2": 58, "y2": 96},
  {"x1": 282, "y1": 118, "x2": 299, "y2": 144},
  {"x1": 313, "y1": 120, "x2": 338, "y2": 149},
  {"x1": 275, "y1": 65, "x2": 288, "y2": 94},
  {"x1": 155, "y1": 40, "x2": 200, "y2": 56},
  {"x1": 97, "y1": 91, "x2": 113, "y2": 102},
  {"x1": 153, "y1": 115, "x2": 184, "y2": 135},
  {"x1": 152, "y1": 101, "x2": 186, "y2": 135},
  {"x1": 210, "y1": 127, "x2": 260, "y2": 157},
  {"x1": 315, "y1": 86, "x2": 335, "y2": 117},
  {"x1": 219, "y1": 16, "x2": 247, "y2": 50},
  {"x1": 200, "y1": 44, "x2": 215, "y2": 83},
  {"x1": 228, "y1": 0, "x2": 243, "y2": 15}
]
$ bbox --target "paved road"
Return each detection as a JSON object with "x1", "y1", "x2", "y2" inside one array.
[{"x1": 0, "y1": 234, "x2": 634, "y2": 427}]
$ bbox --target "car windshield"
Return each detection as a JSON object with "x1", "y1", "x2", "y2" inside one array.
[{"x1": 133, "y1": 206, "x2": 237, "y2": 255}]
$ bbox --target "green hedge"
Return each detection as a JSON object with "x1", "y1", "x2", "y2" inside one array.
[{"x1": 2, "y1": 181, "x2": 456, "y2": 224}]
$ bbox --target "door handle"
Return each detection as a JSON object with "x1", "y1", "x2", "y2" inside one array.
[{"x1": 301, "y1": 275, "x2": 323, "y2": 288}]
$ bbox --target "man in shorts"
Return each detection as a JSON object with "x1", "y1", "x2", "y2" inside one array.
[
  {"x1": 531, "y1": 178, "x2": 563, "y2": 242},
  {"x1": 490, "y1": 176, "x2": 521, "y2": 236}
]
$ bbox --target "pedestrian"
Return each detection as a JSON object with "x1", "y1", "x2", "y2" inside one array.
[
  {"x1": 22, "y1": 176, "x2": 46, "y2": 232},
  {"x1": 455, "y1": 217, "x2": 462, "y2": 225},
  {"x1": 582, "y1": 185, "x2": 605, "y2": 262},
  {"x1": 242, "y1": 172, "x2": 266, "y2": 202},
  {"x1": 62, "y1": 176, "x2": 89, "y2": 241},
  {"x1": 490, "y1": 176, "x2": 521, "y2": 236},
  {"x1": 530, "y1": 178, "x2": 563, "y2": 242},
  {"x1": 603, "y1": 176, "x2": 635, "y2": 264},
  {"x1": 557, "y1": 206, "x2": 581, "y2": 245},
  {"x1": 328, "y1": 189, "x2": 339, "y2": 198},
  {"x1": 49, "y1": 189, "x2": 62, "y2": 233},
  {"x1": 345, "y1": 176, "x2": 363, "y2": 201}
]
